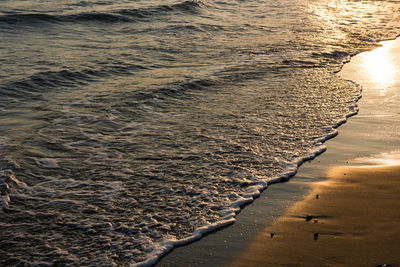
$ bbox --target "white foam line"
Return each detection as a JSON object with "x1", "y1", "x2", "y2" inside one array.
[
  {"x1": 132, "y1": 81, "x2": 362, "y2": 267},
  {"x1": 131, "y1": 218, "x2": 236, "y2": 267}
]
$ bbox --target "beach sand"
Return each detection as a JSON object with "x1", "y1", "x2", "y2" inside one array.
[
  {"x1": 157, "y1": 38, "x2": 400, "y2": 267},
  {"x1": 232, "y1": 164, "x2": 400, "y2": 266},
  {"x1": 230, "y1": 37, "x2": 400, "y2": 266}
]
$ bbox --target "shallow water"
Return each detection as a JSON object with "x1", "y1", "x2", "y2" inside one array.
[{"x1": 1, "y1": 0, "x2": 399, "y2": 265}]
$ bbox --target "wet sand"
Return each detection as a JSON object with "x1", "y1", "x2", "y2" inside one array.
[
  {"x1": 231, "y1": 37, "x2": 400, "y2": 266},
  {"x1": 157, "y1": 37, "x2": 400, "y2": 267},
  {"x1": 233, "y1": 164, "x2": 400, "y2": 266},
  {"x1": 231, "y1": 37, "x2": 400, "y2": 267}
]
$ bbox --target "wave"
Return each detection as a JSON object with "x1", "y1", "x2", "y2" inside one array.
[
  {"x1": 0, "y1": 167, "x2": 27, "y2": 213},
  {"x1": 0, "y1": 64, "x2": 147, "y2": 98},
  {"x1": 119, "y1": 0, "x2": 205, "y2": 17},
  {"x1": 0, "y1": 1, "x2": 206, "y2": 26}
]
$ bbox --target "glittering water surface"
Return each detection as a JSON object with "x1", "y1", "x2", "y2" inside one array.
[{"x1": 0, "y1": 0, "x2": 399, "y2": 265}]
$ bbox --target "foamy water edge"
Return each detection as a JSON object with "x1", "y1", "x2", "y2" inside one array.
[{"x1": 132, "y1": 80, "x2": 362, "y2": 267}]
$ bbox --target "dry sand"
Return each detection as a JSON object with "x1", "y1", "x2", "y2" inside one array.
[{"x1": 232, "y1": 164, "x2": 400, "y2": 266}]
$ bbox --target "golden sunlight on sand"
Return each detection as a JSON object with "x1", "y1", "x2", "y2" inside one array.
[
  {"x1": 230, "y1": 37, "x2": 400, "y2": 266},
  {"x1": 361, "y1": 41, "x2": 398, "y2": 93},
  {"x1": 231, "y1": 163, "x2": 400, "y2": 267}
]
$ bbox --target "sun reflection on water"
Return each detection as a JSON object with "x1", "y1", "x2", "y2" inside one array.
[
  {"x1": 352, "y1": 151, "x2": 400, "y2": 167},
  {"x1": 361, "y1": 41, "x2": 398, "y2": 92}
]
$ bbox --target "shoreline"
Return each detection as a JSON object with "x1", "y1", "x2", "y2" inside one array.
[
  {"x1": 157, "y1": 38, "x2": 400, "y2": 267},
  {"x1": 232, "y1": 164, "x2": 400, "y2": 266}
]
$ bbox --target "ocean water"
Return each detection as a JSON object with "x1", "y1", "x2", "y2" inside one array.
[{"x1": 0, "y1": 0, "x2": 399, "y2": 265}]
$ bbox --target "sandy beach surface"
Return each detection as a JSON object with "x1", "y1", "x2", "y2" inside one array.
[
  {"x1": 231, "y1": 38, "x2": 400, "y2": 266},
  {"x1": 233, "y1": 165, "x2": 400, "y2": 266},
  {"x1": 157, "y1": 38, "x2": 400, "y2": 267}
]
